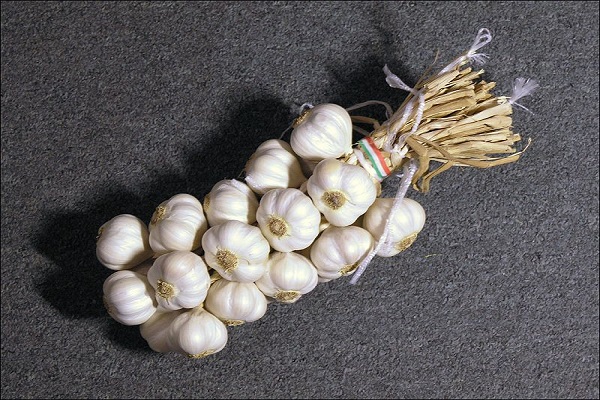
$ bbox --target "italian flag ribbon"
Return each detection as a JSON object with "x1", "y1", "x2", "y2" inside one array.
[{"x1": 358, "y1": 137, "x2": 391, "y2": 181}]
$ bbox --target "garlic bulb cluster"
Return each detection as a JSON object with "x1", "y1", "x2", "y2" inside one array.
[
  {"x1": 202, "y1": 220, "x2": 270, "y2": 282},
  {"x1": 245, "y1": 139, "x2": 306, "y2": 194},
  {"x1": 167, "y1": 307, "x2": 228, "y2": 358},
  {"x1": 256, "y1": 188, "x2": 320, "y2": 252},
  {"x1": 310, "y1": 226, "x2": 375, "y2": 281},
  {"x1": 103, "y1": 270, "x2": 157, "y2": 326},
  {"x1": 147, "y1": 251, "x2": 211, "y2": 310},
  {"x1": 307, "y1": 158, "x2": 377, "y2": 226},
  {"x1": 290, "y1": 104, "x2": 353, "y2": 161},
  {"x1": 363, "y1": 198, "x2": 426, "y2": 257},
  {"x1": 96, "y1": 101, "x2": 428, "y2": 360},
  {"x1": 256, "y1": 252, "x2": 318, "y2": 303},
  {"x1": 96, "y1": 214, "x2": 153, "y2": 270},
  {"x1": 205, "y1": 278, "x2": 267, "y2": 325},
  {"x1": 149, "y1": 194, "x2": 208, "y2": 255},
  {"x1": 204, "y1": 179, "x2": 258, "y2": 226}
]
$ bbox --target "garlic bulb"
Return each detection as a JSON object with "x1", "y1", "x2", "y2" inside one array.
[
  {"x1": 255, "y1": 252, "x2": 318, "y2": 303},
  {"x1": 363, "y1": 198, "x2": 426, "y2": 257},
  {"x1": 204, "y1": 279, "x2": 268, "y2": 326},
  {"x1": 148, "y1": 194, "x2": 208, "y2": 255},
  {"x1": 290, "y1": 103, "x2": 353, "y2": 161},
  {"x1": 167, "y1": 307, "x2": 228, "y2": 359},
  {"x1": 244, "y1": 139, "x2": 307, "y2": 195},
  {"x1": 256, "y1": 188, "x2": 321, "y2": 252},
  {"x1": 204, "y1": 179, "x2": 259, "y2": 226},
  {"x1": 140, "y1": 309, "x2": 183, "y2": 353},
  {"x1": 147, "y1": 251, "x2": 211, "y2": 311},
  {"x1": 310, "y1": 226, "x2": 375, "y2": 281},
  {"x1": 103, "y1": 270, "x2": 157, "y2": 326},
  {"x1": 96, "y1": 214, "x2": 153, "y2": 270},
  {"x1": 202, "y1": 220, "x2": 270, "y2": 282},
  {"x1": 307, "y1": 158, "x2": 377, "y2": 226}
]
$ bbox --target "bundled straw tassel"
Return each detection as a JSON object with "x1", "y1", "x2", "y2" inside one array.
[{"x1": 345, "y1": 60, "x2": 534, "y2": 193}]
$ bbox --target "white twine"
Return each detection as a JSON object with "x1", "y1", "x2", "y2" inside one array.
[
  {"x1": 350, "y1": 159, "x2": 419, "y2": 285},
  {"x1": 508, "y1": 77, "x2": 539, "y2": 114},
  {"x1": 439, "y1": 28, "x2": 493, "y2": 74},
  {"x1": 382, "y1": 65, "x2": 426, "y2": 153},
  {"x1": 345, "y1": 100, "x2": 394, "y2": 120}
]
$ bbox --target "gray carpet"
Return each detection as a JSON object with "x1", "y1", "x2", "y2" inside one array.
[{"x1": 2, "y1": 1, "x2": 598, "y2": 399}]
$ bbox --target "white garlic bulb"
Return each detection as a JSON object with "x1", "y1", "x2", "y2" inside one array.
[
  {"x1": 167, "y1": 307, "x2": 228, "y2": 359},
  {"x1": 147, "y1": 251, "x2": 211, "y2": 311},
  {"x1": 256, "y1": 188, "x2": 321, "y2": 252},
  {"x1": 202, "y1": 220, "x2": 270, "y2": 282},
  {"x1": 255, "y1": 252, "x2": 318, "y2": 303},
  {"x1": 204, "y1": 179, "x2": 259, "y2": 226},
  {"x1": 310, "y1": 226, "x2": 375, "y2": 281},
  {"x1": 148, "y1": 193, "x2": 208, "y2": 255},
  {"x1": 363, "y1": 198, "x2": 426, "y2": 257},
  {"x1": 140, "y1": 309, "x2": 183, "y2": 353},
  {"x1": 290, "y1": 103, "x2": 353, "y2": 161},
  {"x1": 96, "y1": 214, "x2": 153, "y2": 271},
  {"x1": 307, "y1": 158, "x2": 377, "y2": 227},
  {"x1": 102, "y1": 270, "x2": 157, "y2": 326},
  {"x1": 244, "y1": 139, "x2": 307, "y2": 195},
  {"x1": 204, "y1": 279, "x2": 268, "y2": 326}
]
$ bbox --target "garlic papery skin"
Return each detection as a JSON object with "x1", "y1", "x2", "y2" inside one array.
[
  {"x1": 148, "y1": 193, "x2": 208, "y2": 255},
  {"x1": 204, "y1": 179, "x2": 259, "y2": 226},
  {"x1": 204, "y1": 279, "x2": 267, "y2": 326},
  {"x1": 363, "y1": 198, "x2": 426, "y2": 257},
  {"x1": 102, "y1": 270, "x2": 157, "y2": 326},
  {"x1": 244, "y1": 139, "x2": 307, "y2": 195},
  {"x1": 202, "y1": 220, "x2": 270, "y2": 282},
  {"x1": 310, "y1": 226, "x2": 375, "y2": 281},
  {"x1": 255, "y1": 252, "x2": 318, "y2": 304},
  {"x1": 290, "y1": 103, "x2": 353, "y2": 161},
  {"x1": 96, "y1": 214, "x2": 153, "y2": 271},
  {"x1": 147, "y1": 251, "x2": 211, "y2": 311},
  {"x1": 256, "y1": 188, "x2": 320, "y2": 252},
  {"x1": 167, "y1": 307, "x2": 228, "y2": 359},
  {"x1": 306, "y1": 158, "x2": 377, "y2": 227},
  {"x1": 140, "y1": 309, "x2": 183, "y2": 353}
]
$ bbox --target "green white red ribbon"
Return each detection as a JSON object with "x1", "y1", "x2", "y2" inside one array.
[{"x1": 358, "y1": 137, "x2": 391, "y2": 180}]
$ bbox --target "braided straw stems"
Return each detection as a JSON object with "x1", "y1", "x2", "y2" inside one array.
[{"x1": 341, "y1": 58, "x2": 531, "y2": 193}]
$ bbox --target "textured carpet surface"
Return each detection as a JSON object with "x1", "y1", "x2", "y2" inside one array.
[{"x1": 1, "y1": 1, "x2": 599, "y2": 399}]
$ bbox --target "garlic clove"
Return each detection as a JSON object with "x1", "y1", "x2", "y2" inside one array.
[
  {"x1": 96, "y1": 214, "x2": 153, "y2": 271},
  {"x1": 307, "y1": 158, "x2": 377, "y2": 227},
  {"x1": 244, "y1": 139, "x2": 307, "y2": 195},
  {"x1": 204, "y1": 279, "x2": 268, "y2": 325},
  {"x1": 204, "y1": 179, "x2": 259, "y2": 226},
  {"x1": 290, "y1": 103, "x2": 353, "y2": 161},
  {"x1": 256, "y1": 188, "x2": 321, "y2": 252},
  {"x1": 148, "y1": 194, "x2": 208, "y2": 256},
  {"x1": 140, "y1": 309, "x2": 183, "y2": 353},
  {"x1": 103, "y1": 270, "x2": 157, "y2": 326},
  {"x1": 202, "y1": 220, "x2": 270, "y2": 282},
  {"x1": 167, "y1": 307, "x2": 228, "y2": 359},
  {"x1": 147, "y1": 251, "x2": 211, "y2": 311},
  {"x1": 310, "y1": 226, "x2": 375, "y2": 281},
  {"x1": 255, "y1": 252, "x2": 318, "y2": 303},
  {"x1": 363, "y1": 198, "x2": 426, "y2": 257}
]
